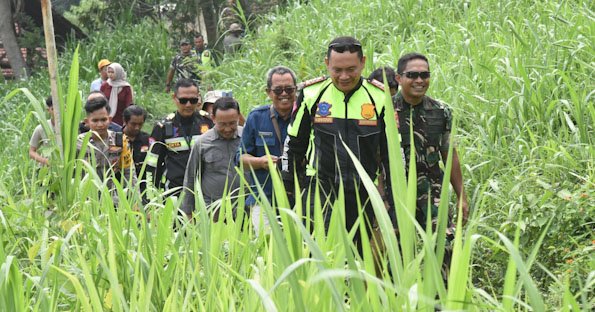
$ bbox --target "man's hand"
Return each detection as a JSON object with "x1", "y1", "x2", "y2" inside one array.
[{"x1": 257, "y1": 155, "x2": 278, "y2": 170}]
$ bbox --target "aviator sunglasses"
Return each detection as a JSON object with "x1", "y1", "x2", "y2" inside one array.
[
  {"x1": 328, "y1": 42, "x2": 362, "y2": 53},
  {"x1": 401, "y1": 71, "x2": 431, "y2": 80},
  {"x1": 270, "y1": 86, "x2": 296, "y2": 96},
  {"x1": 177, "y1": 97, "x2": 200, "y2": 105}
]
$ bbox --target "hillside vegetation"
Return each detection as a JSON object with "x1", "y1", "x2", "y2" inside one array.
[{"x1": 0, "y1": 0, "x2": 593, "y2": 310}]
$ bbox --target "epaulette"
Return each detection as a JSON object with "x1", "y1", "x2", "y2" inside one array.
[
  {"x1": 198, "y1": 110, "x2": 210, "y2": 117},
  {"x1": 166, "y1": 113, "x2": 176, "y2": 120},
  {"x1": 298, "y1": 76, "x2": 327, "y2": 91},
  {"x1": 368, "y1": 79, "x2": 385, "y2": 90}
]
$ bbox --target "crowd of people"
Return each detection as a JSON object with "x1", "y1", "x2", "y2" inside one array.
[{"x1": 29, "y1": 36, "x2": 469, "y2": 264}]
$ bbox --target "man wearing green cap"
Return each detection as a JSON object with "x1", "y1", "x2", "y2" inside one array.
[
  {"x1": 90, "y1": 59, "x2": 111, "y2": 92},
  {"x1": 165, "y1": 39, "x2": 201, "y2": 93}
]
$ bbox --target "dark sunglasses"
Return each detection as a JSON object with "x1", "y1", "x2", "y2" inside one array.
[
  {"x1": 177, "y1": 97, "x2": 200, "y2": 105},
  {"x1": 328, "y1": 42, "x2": 362, "y2": 53},
  {"x1": 270, "y1": 86, "x2": 296, "y2": 96},
  {"x1": 401, "y1": 71, "x2": 431, "y2": 79}
]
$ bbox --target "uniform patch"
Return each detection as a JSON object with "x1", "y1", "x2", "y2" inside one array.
[
  {"x1": 203, "y1": 51, "x2": 210, "y2": 57},
  {"x1": 200, "y1": 124, "x2": 209, "y2": 134},
  {"x1": 317, "y1": 102, "x2": 332, "y2": 117},
  {"x1": 167, "y1": 141, "x2": 182, "y2": 149},
  {"x1": 258, "y1": 131, "x2": 273, "y2": 137},
  {"x1": 109, "y1": 146, "x2": 122, "y2": 153},
  {"x1": 361, "y1": 103, "x2": 375, "y2": 119},
  {"x1": 298, "y1": 76, "x2": 326, "y2": 90},
  {"x1": 369, "y1": 79, "x2": 385, "y2": 90},
  {"x1": 314, "y1": 117, "x2": 334, "y2": 124},
  {"x1": 358, "y1": 120, "x2": 377, "y2": 126}
]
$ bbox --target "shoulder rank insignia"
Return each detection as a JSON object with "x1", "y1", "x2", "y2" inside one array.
[
  {"x1": 166, "y1": 113, "x2": 176, "y2": 120},
  {"x1": 368, "y1": 79, "x2": 385, "y2": 90},
  {"x1": 199, "y1": 110, "x2": 210, "y2": 117},
  {"x1": 298, "y1": 76, "x2": 327, "y2": 90}
]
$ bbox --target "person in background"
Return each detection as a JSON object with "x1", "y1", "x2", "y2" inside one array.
[
  {"x1": 122, "y1": 105, "x2": 150, "y2": 199},
  {"x1": 146, "y1": 79, "x2": 213, "y2": 198},
  {"x1": 181, "y1": 96, "x2": 243, "y2": 221},
  {"x1": 193, "y1": 33, "x2": 213, "y2": 70},
  {"x1": 90, "y1": 59, "x2": 111, "y2": 92},
  {"x1": 29, "y1": 96, "x2": 54, "y2": 166},
  {"x1": 100, "y1": 62, "x2": 133, "y2": 126},
  {"x1": 223, "y1": 23, "x2": 243, "y2": 55},
  {"x1": 368, "y1": 66, "x2": 398, "y2": 96},
  {"x1": 165, "y1": 39, "x2": 201, "y2": 93},
  {"x1": 238, "y1": 65, "x2": 297, "y2": 234},
  {"x1": 203, "y1": 90, "x2": 246, "y2": 125}
]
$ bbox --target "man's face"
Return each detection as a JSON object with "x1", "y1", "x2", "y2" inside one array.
[
  {"x1": 100, "y1": 66, "x2": 108, "y2": 80},
  {"x1": 267, "y1": 73, "x2": 296, "y2": 115},
  {"x1": 325, "y1": 50, "x2": 365, "y2": 93},
  {"x1": 214, "y1": 109, "x2": 239, "y2": 140},
  {"x1": 396, "y1": 58, "x2": 430, "y2": 105},
  {"x1": 86, "y1": 107, "x2": 111, "y2": 138},
  {"x1": 180, "y1": 43, "x2": 191, "y2": 54},
  {"x1": 124, "y1": 115, "x2": 145, "y2": 138},
  {"x1": 194, "y1": 37, "x2": 205, "y2": 51},
  {"x1": 174, "y1": 85, "x2": 201, "y2": 118}
]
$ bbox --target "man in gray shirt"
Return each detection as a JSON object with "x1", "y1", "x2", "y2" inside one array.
[{"x1": 181, "y1": 96, "x2": 243, "y2": 220}]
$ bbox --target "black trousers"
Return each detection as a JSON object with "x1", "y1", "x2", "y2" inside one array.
[{"x1": 301, "y1": 178, "x2": 375, "y2": 253}]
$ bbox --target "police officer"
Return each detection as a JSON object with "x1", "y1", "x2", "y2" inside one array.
[
  {"x1": 282, "y1": 36, "x2": 391, "y2": 248},
  {"x1": 146, "y1": 78, "x2": 214, "y2": 196},
  {"x1": 193, "y1": 34, "x2": 213, "y2": 69}
]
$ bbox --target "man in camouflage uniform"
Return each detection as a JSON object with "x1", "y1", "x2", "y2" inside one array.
[
  {"x1": 165, "y1": 39, "x2": 202, "y2": 93},
  {"x1": 393, "y1": 52, "x2": 469, "y2": 282},
  {"x1": 393, "y1": 52, "x2": 469, "y2": 228}
]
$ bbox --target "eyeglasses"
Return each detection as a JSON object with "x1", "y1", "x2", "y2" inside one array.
[
  {"x1": 270, "y1": 86, "x2": 296, "y2": 96},
  {"x1": 328, "y1": 42, "x2": 362, "y2": 53},
  {"x1": 401, "y1": 71, "x2": 431, "y2": 79},
  {"x1": 177, "y1": 97, "x2": 200, "y2": 105}
]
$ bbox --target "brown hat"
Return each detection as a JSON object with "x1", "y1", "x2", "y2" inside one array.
[
  {"x1": 97, "y1": 59, "x2": 111, "y2": 70},
  {"x1": 229, "y1": 23, "x2": 242, "y2": 32}
]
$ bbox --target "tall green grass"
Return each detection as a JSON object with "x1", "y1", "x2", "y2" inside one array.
[{"x1": 0, "y1": 0, "x2": 593, "y2": 310}]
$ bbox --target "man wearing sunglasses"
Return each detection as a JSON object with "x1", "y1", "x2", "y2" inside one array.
[
  {"x1": 282, "y1": 36, "x2": 390, "y2": 248},
  {"x1": 237, "y1": 65, "x2": 297, "y2": 234},
  {"x1": 146, "y1": 78, "x2": 214, "y2": 198},
  {"x1": 393, "y1": 52, "x2": 469, "y2": 229}
]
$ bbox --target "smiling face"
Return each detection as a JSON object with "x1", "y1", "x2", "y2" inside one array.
[
  {"x1": 396, "y1": 58, "x2": 430, "y2": 105},
  {"x1": 214, "y1": 108, "x2": 239, "y2": 140},
  {"x1": 325, "y1": 50, "x2": 365, "y2": 94},
  {"x1": 267, "y1": 73, "x2": 296, "y2": 117},
  {"x1": 174, "y1": 85, "x2": 201, "y2": 118}
]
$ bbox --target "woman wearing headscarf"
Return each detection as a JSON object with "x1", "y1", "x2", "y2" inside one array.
[{"x1": 100, "y1": 63, "x2": 133, "y2": 126}]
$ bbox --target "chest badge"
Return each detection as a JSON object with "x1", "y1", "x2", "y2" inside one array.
[
  {"x1": 200, "y1": 124, "x2": 210, "y2": 134},
  {"x1": 317, "y1": 102, "x2": 332, "y2": 117},
  {"x1": 361, "y1": 103, "x2": 375, "y2": 120}
]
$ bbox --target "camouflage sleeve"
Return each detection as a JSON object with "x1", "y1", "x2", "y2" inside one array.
[{"x1": 441, "y1": 106, "x2": 453, "y2": 152}]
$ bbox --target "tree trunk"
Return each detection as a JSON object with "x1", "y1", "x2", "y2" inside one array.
[
  {"x1": 199, "y1": 0, "x2": 218, "y2": 47},
  {"x1": 0, "y1": 0, "x2": 28, "y2": 80}
]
